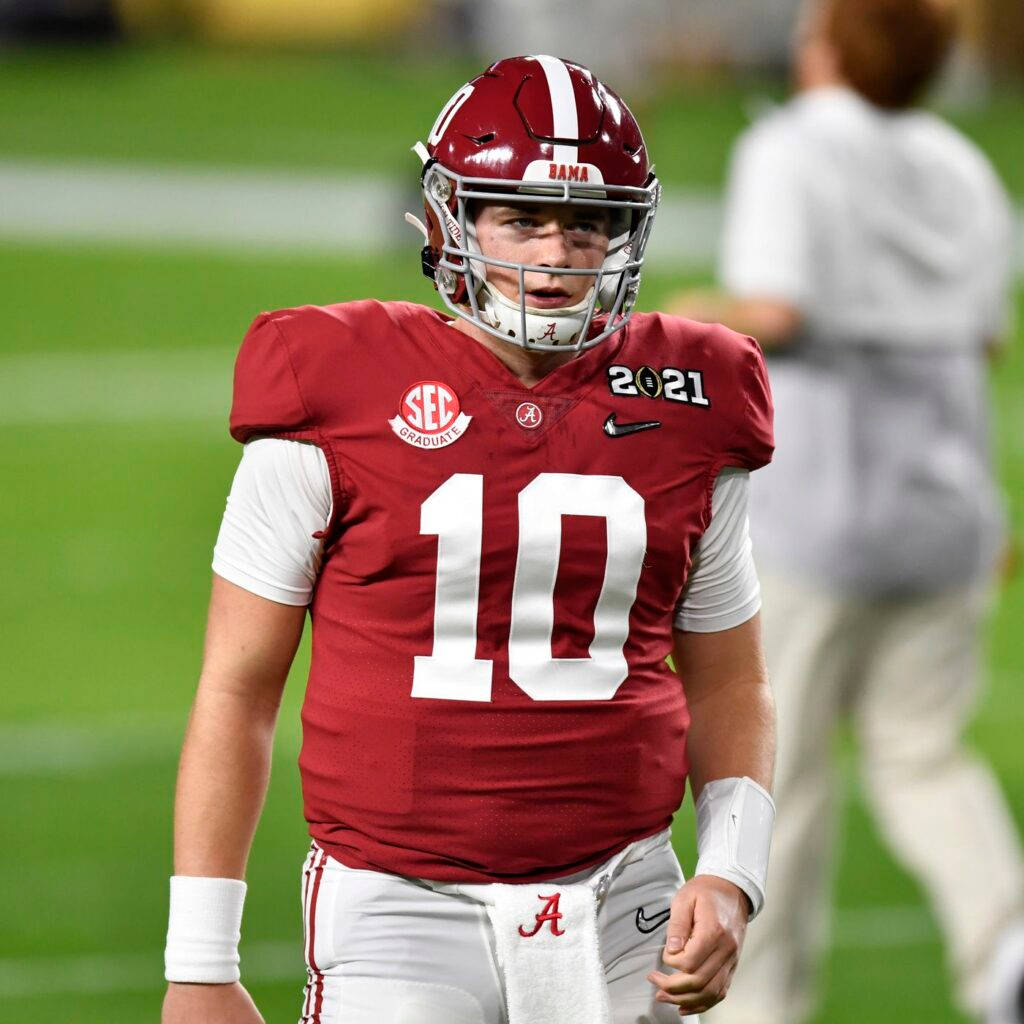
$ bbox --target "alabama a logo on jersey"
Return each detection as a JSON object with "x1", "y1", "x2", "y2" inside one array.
[{"x1": 389, "y1": 380, "x2": 472, "y2": 449}]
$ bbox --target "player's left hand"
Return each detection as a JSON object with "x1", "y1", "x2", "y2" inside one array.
[{"x1": 646, "y1": 874, "x2": 750, "y2": 1016}]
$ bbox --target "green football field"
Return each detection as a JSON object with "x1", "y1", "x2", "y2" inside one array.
[{"x1": 1, "y1": 46, "x2": 1022, "y2": 1024}]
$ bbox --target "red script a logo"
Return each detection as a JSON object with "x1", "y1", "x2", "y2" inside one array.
[{"x1": 518, "y1": 893, "x2": 566, "y2": 937}]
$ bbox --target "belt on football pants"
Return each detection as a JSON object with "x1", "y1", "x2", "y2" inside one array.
[{"x1": 422, "y1": 829, "x2": 672, "y2": 1024}]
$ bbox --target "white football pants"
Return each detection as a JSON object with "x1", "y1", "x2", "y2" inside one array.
[
  {"x1": 298, "y1": 830, "x2": 698, "y2": 1024},
  {"x1": 706, "y1": 574, "x2": 1024, "y2": 1024}
]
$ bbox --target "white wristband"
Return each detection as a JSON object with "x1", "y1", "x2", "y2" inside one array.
[
  {"x1": 693, "y1": 776, "x2": 775, "y2": 919},
  {"x1": 165, "y1": 875, "x2": 247, "y2": 983}
]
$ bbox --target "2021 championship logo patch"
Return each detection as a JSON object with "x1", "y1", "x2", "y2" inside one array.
[
  {"x1": 607, "y1": 364, "x2": 711, "y2": 407},
  {"x1": 389, "y1": 380, "x2": 472, "y2": 449}
]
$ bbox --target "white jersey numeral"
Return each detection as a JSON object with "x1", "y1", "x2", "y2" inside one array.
[
  {"x1": 413, "y1": 473, "x2": 646, "y2": 702},
  {"x1": 412, "y1": 473, "x2": 494, "y2": 701},
  {"x1": 510, "y1": 474, "x2": 647, "y2": 700}
]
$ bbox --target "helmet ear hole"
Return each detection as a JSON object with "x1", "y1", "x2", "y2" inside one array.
[
  {"x1": 463, "y1": 197, "x2": 480, "y2": 227},
  {"x1": 609, "y1": 210, "x2": 631, "y2": 240},
  {"x1": 420, "y1": 245, "x2": 437, "y2": 282},
  {"x1": 422, "y1": 204, "x2": 443, "y2": 249}
]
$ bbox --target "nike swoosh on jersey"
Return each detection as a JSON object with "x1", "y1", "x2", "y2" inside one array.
[
  {"x1": 635, "y1": 906, "x2": 672, "y2": 933},
  {"x1": 603, "y1": 413, "x2": 662, "y2": 438}
]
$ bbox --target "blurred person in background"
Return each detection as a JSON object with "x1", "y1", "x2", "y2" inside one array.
[{"x1": 670, "y1": 1, "x2": 1024, "y2": 1022}]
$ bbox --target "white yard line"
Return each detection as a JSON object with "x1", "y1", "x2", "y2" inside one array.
[
  {"x1": 2, "y1": 158, "x2": 1022, "y2": 272},
  {"x1": 0, "y1": 158, "x2": 723, "y2": 266},
  {"x1": 0, "y1": 713, "x2": 301, "y2": 775},
  {"x1": 0, "y1": 715, "x2": 184, "y2": 776},
  {"x1": 0, "y1": 158, "x2": 740, "y2": 270},
  {"x1": 0, "y1": 160, "x2": 404, "y2": 255},
  {"x1": 0, "y1": 941, "x2": 301, "y2": 998},
  {"x1": 0, "y1": 347, "x2": 235, "y2": 424},
  {"x1": 0, "y1": 906, "x2": 937, "y2": 998}
]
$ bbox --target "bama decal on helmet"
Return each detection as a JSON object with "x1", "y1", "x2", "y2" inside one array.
[
  {"x1": 550, "y1": 163, "x2": 589, "y2": 182},
  {"x1": 521, "y1": 159, "x2": 605, "y2": 185}
]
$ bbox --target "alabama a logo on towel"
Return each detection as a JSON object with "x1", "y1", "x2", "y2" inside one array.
[
  {"x1": 389, "y1": 380, "x2": 472, "y2": 449},
  {"x1": 518, "y1": 893, "x2": 565, "y2": 937}
]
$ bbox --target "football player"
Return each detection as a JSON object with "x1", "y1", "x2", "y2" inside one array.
[{"x1": 161, "y1": 55, "x2": 776, "y2": 1024}]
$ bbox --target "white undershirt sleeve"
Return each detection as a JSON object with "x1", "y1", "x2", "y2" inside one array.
[
  {"x1": 675, "y1": 467, "x2": 761, "y2": 633},
  {"x1": 212, "y1": 438, "x2": 332, "y2": 606}
]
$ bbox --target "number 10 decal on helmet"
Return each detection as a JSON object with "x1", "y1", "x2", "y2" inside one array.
[{"x1": 409, "y1": 55, "x2": 661, "y2": 352}]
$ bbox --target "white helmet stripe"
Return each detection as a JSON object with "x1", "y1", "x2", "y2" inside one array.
[{"x1": 529, "y1": 55, "x2": 579, "y2": 166}]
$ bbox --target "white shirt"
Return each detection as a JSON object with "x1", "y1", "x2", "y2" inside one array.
[
  {"x1": 721, "y1": 86, "x2": 1010, "y2": 595},
  {"x1": 721, "y1": 86, "x2": 1014, "y2": 350},
  {"x1": 212, "y1": 438, "x2": 761, "y2": 633}
]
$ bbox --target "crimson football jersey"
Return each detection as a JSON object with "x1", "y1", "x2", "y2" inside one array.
[{"x1": 229, "y1": 301, "x2": 773, "y2": 883}]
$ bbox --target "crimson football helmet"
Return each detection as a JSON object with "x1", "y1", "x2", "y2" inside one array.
[{"x1": 410, "y1": 55, "x2": 660, "y2": 352}]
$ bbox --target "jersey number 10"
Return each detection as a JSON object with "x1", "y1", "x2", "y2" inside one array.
[{"x1": 412, "y1": 473, "x2": 647, "y2": 703}]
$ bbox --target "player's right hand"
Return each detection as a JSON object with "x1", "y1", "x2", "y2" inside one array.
[{"x1": 161, "y1": 981, "x2": 265, "y2": 1024}]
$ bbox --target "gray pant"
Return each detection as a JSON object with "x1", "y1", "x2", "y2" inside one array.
[{"x1": 707, "y1": 574, "x2": 1024, "y2": 1023}]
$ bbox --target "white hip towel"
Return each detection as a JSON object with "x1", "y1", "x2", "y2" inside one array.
[{"x1": 429, "y1": 831, "x2": 671, "y2": 1024}]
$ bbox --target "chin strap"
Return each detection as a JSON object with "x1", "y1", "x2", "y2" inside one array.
[
  {"x1": 477, "y1": 281, "x2": 592, "y2": 348},
  {"x1": 404, "y1": 212, "x2": 429, "y2": 241}
]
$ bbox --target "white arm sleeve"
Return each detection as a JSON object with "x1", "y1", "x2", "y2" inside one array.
[
  {"x1": 211, "y1": 438, "x2": 332, "y2": 606},
  {"x1": 675, "y1": 468, "x2": 761, "y2": 633}
]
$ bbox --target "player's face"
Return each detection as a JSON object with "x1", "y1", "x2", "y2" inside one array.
[{"x1": 472, "y1": 201, "x2": 611, "y2": 309}]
